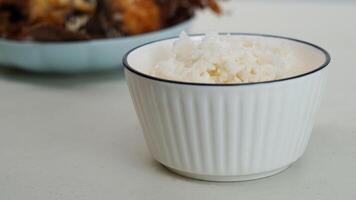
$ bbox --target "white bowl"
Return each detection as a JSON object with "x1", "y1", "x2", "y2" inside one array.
[
  {"x1": 0, "y1": 19, "x2": 192, "y2": 73},
  {"x1": 124, "y1": 33, "x2": 330, "y2": 181}
]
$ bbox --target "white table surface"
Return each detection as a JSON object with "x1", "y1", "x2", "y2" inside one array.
[{"x1": 1, "y1": 1, "x2": 356, "y2": 199}]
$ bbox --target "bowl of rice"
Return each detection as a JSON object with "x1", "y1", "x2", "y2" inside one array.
[{"x1": 124, "y1": 33, "x2": 330, "y2": 181}]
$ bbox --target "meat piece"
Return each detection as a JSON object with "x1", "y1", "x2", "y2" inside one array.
[
  {"x1": 84, "y1": 0, "x2": 112, "y2": 38},
  {"x1": 157, "y1": 0, "x2": 221, "y2": 26},
  {"x1": 0, "y1": 0, "x2": 29, "y2": 39},
  {"x1": 29, "y1": 0, "x2": 96, "y2": 25},
  {"x1": 0, "y1": 0, "x2": 28, "y2": 21},
  {"x1": 29, "y1": 0, "x2": 70, "y2": 25},
  {"x1": 110, "y1": 0, "x2": 162, "y2": 35}
]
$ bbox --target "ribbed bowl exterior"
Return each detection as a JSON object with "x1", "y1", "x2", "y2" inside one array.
[{"x1": 125, "y1": 68, "x2": 328, "y2": 178}]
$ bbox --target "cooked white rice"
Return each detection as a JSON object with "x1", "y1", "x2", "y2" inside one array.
[{"x1": 150, "y1": 32, "x2": 298, "y2": 84}]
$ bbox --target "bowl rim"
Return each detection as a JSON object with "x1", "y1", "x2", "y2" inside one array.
[
  {"x1": 123, "y1": 33, "x2": 331, "y2": 87},
  {"x1": 0, "y1": 18, "x2": 193, "y2": 45}
]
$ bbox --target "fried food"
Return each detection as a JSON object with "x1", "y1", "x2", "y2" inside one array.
[
  {"x1": 0, "y1": 0, "x2": 220, "y2": 41},
  {"x1": 29, "y1": 0, "x2": 95, "y2": 25},
  {"x1": 110, "y1": 0, "x2": 162, "y2": 34}
]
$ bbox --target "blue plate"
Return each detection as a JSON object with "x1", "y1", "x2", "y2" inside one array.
[{"x1": 0, "y1": 19, "x2": 192, "y2": 73}]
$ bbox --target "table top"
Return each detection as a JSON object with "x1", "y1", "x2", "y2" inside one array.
[{"x1": 1, "y1": 1, "x2": 355, "y2": 199}]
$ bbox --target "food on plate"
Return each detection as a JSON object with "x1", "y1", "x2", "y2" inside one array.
[{"x1": 0, "y1": 0, "x2": 220, "y2": 41}]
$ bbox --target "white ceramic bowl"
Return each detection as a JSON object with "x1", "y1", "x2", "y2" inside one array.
[
  {"x1": 0, "y1": 19, "x2": 192, "y2": 73},
  {"x1": 124, "y1": 33, "x2": 330, "y2": 181}
]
